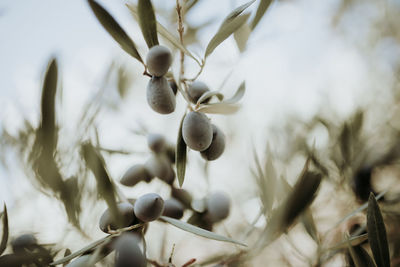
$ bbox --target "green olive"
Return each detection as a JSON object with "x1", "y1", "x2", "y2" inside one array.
[
  {"x1": 200, "y1": 124, "x2": 226, "y2": 161},
  {"x1": 11, "y1": 234, "x2": 37, "y2": 252},
  {"x1": 120, "y1": 164, "x2": 153, "y2": 187},
  {"x1": 187, "y1": 81, "x2": 210, "y2": 103},
  {"x1": 162, "y1": 198, "x2": 185, "y2": 219},
  {"x1": 182, "y1": 111, "x2": 213, "y2": 151},
  {"x1": 99, "y1": 202, "x2": 135, "y2": 233},
  {"x1": 204, "y1": 192, "x2": 230, "y2": 223},
  {"x1": 115, "y1": 233, "x2": 146, "y2": 267},
  {"x1": 146, "y1": 76, "x2": 176, "y2": 114},
  {"x1": 134, "y1": 193, "x2": 164, "y2": 222},
  {"x1": 145, "y1": 154, "x2": 174, "y2": 183},
  {"x1": 147, "y1": 133, "x2": 166, "y2": 153},
  {"x1": 146, "y1": 45, "x2": 172, "y2": 77}
]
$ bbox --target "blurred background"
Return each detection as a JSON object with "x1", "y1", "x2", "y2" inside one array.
[{"x1": 1, "y1": 0, "x2": 400, "y2": 266}]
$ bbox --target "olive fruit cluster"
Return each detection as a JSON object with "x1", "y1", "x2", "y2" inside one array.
[
  {"x1": 183, "y1": 110, "x2": 226, "y2": 161},
  {"x1": 146, "y1": 45, "x2": 176, "y2": 114},
  {"x1": 120, "y1": 133, "x2": 176, "y2": 187}
]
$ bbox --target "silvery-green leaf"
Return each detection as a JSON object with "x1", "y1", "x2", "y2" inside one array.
[
  {"x1": 251, "y1": 0, "x2": 273, "y2": 30},
  {"x1": 196, "y1": 103, "x2": 241, "y2": 114},
  {"x1": 159, "y1": 216, "x2": 246, "y2": 246},
  {"x1": 0, "y1": 204, "x2": 8, "y2": 256},
  {"x1": 88, "y1": 0, "x2": 143, "y2": 63},
  {"x1": 234, "y1": 22, "x2": 251, "y2": 52},
  {"x1": 225, "y1": 81, "x2": 245, "y2": 104},
  {"x1": 62, "y1": 249, "x2": 71, "y2": 267},
  {"x1": 347, "y1": 241, "x2": 376, "y2": 267},
  {"x1": 126, "y1": 3, "x2": 200, "y2": 65},
  {"x1": 81, "y1": 142, "x2": 121, "y2": 225},
  {"x1": 50, "y1": 236, "x2": 111, "y2": 266},
  {"x1": 138, "y1": 0, "x2": 159, "y2": 48},
  {"x1": 367, "y1": 193, "x2": 390, "y2": 267},
  {"x1": 329, "y1": 234, "x2": 368, "y2": 251},
  {"x1": 196, "y1": 91, "x2": 224, "y2": 105},
  {"x1": 205, "y1": 13, "x2": 250, "y2": 58},
  {"x1": 176, "y1": 114, "x2": 187, "y2": 187},
  {"x1": 301, "y1": 208, "x2": 319, "y2": 243}
]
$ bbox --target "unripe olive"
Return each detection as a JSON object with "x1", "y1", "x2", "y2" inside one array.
[
  {"x1": 120, "y1": 164, "x2": 152, "y2": 187},
  {"x1": 162, "y1": 198, "x2": 185, "y2": 219},
  {"x1": 147, "y1": 76, "x2": 176, "y2": 114},
  {"x1": 169, "y1": 80, "x2": 178, "y2": 95},
  {"x1": 182, "y1": 111, "x2": 213, "y2": 151},
  {"x1": 65, "y1": 255, "x2": 93, "y2": 267},
  {"x1": 171, "y1": 187, "x2": 193, "y2": 208},
  {"x1": 187, "y1": 81, "x2": 210, "y2": 103},
  {"x1": 200, "y1": 124, "x2": 226, "y2": 161},
  {"x1": 145, "y1": 154, "x2": 173, "y2": 183},
  {"x1": 115, "y1": 233, "x2": 146, "y2": 267},
  {"x1": 11, "y1": 234, "x2": 37, "y2": 252},
  {"x1": 99, "y1": 202, "x2": 135, "y2": 233},
  {"x1": 134, "y1": 193, "x2": 164, "y2": 222},
  {"x1": 146, "y1": 45, "x2": 172, "y2": 77},
  {"x1": 205, "y1": 192, "x2": 230, "y2": 223},
  {"x1": 147, "y1": 133, "x2": 166, "y2": 153}
]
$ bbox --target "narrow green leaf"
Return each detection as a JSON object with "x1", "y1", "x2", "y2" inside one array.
[
  {"x1": 196, "y1": 91, "x2": 224, "y2": 105},
  {"x1": 347, "y1": 243, "x2": 376, "y2": 267},
  {"x1": 251, "y1": 0, "x2": 273, "y2": 30},
  {"x1": 329, "y1": 234, "x2": 369, "y2": 251},
  {"x1": 196, "y1": 103, "x2": 241, "y2": 114},
  {"x1": 176, "y1": 114, "x2": 187, "y2": 187},
  {"x1": 367, "y1": 193, "x2": 390, "y2": 267},
  {"x1": 62, "y1": 249, "x2": 72, "y2": 267},
  {"x1": 81, "y1": 142, "x2": 121, "y2": 225},
  {"x1": 159, "y1": 216, "x2": 247, "y2": 246},
  {"x1": 50, "y1": 236, "x2": 111, "y2": 266},
  {"x1": 126, "y1": 4, "x2": 201, "y2": 65},
  {"x1": 138, "y1": 0, "x2": 159, "y2": 48},
  {"x1": 88, "y1": 0, "x2": 143, "y2": 63},
  {"x1": 301, "y1": 208, "x2": 319, "y2": 243},
  {"x1": 205, "y1": 13, "x2": 250, "y2": 58},
  {"x1": 205, "y1": 0, "x2": 255, "y2": 57},
  {"x1": 339, "y1": 123, "x2": 351, "y2": 164},
  {"x1": 233, "y1": 22, "x2": 251, "y2": 52},
  {"x1": 225, "y1": 81, "x2": 245, "y2": 104},
  {"x1": 280, "y1": 170, "x2": 322, "y2": 230},
  {"x1": 0, "y1": 204, "x2": 8, "y2": 256}
]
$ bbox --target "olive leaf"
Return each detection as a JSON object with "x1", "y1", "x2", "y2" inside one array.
[
  {"x1": 62, "y1": 249, "x2": 71, "y2": 267},
  {"x1": 205, "y1": 0, "x2": 255, "y2": 57},
  {"x1": 196, "y1": 103, "x2": 241, "y2": 115},
  {"x1": 137, "y1": 0, "x2": 159, "y2": 48},
  {"x1": 81, "y1": 142, "x2": 121, "y2": 225},
  {"x1": 347, "y1": 242, "x2": 376, "y2": 267},
  {"x1": 233, "y1": 22, "x2": 251, "y2": 52},
  {"x1": 224, "y1": 81, "x2": 245, "y2": 104},
  {"x1": 328, "y1": 233, "x2": 368, "y2": 251},
  {"x1": 0, "y1": 204, "x2": 8, "y2": 256},
  {"x1": 367, "y1": 193, "x2": 390, "y2": 267},
  {"x1": 88, "y1": 0, "x2": 143, "y2": 63},
  {"x1": 196, "y1": 91, "x2": 224, "y2": 105},
  {"x1": 176, "y1": 114, "x2": 187, "y2": 187},
  {"x1": 252, "y1": 148, "x2": 273, "y2": 214},
  {"x1": 159, "y1": 216, "x2": 247, "y2": 246},
  {"x1": 339, "y1": 122, "x2": 351, "y2": 165},
  {"x1": 50, "y1": 236, "x2": 111, "y2": 265},
  {"x1": 126, "y1": 3, "x2": 201, "y2": 65},
  {"x1": 251, "y1": 0, "x2": 273, "y2": 30},
  {"x1": 301, "y1": 208, "x2": 319, "y2": 243}
]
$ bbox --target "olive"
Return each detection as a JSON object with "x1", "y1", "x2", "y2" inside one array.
[
  {"x1": 146, "y1": 76, "x2": 176, "y2": 114},
  {"x1": 146, "y1": 45, "x2": 172, "y2": 77},
  {"x1": 169, "y1": 80, "x2": 178, "y2": 95},
  {"x1": 200, "y1": 124, "x2": 226, "y2": 161},
  {"x1": 204, "y1": 192, "x2": 230, "y2": 223},
  {"x1": 65, "y1": 255, "x2": 93, "y2": 267},
  {"x1": 187, "y1": 81, "x2": 210, "y2": 103},
  {"x1": 115, "y1": 233, "x2": 146, "y2": 267},
  {"x1": 134, "y1": 193, "x2": 164, "y2": 222},
  {"x1": 120, "y1": 164, "x2": 153, "y2": 187},
  {"x1": 147, "y1": 133, "x2": 166, "y2": 153},
  {"x1": 11, "y1": 234, "x2": 37, "y2": 252},
  {"x1": 171, "y1": 187, "x2": 193, "y2": 208},
  {"x1": 145, "y1": 154, "x2": 174, "y2": 183},
  {"x1": 99, "y1": 202, "x2": 135, "y2": 233},
  {"x1": 182, "y1": 111, "x2": 213, "y2": 151},
  {"x1": 162, "y1": 198, "x2": 185, "y2": 219}
]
